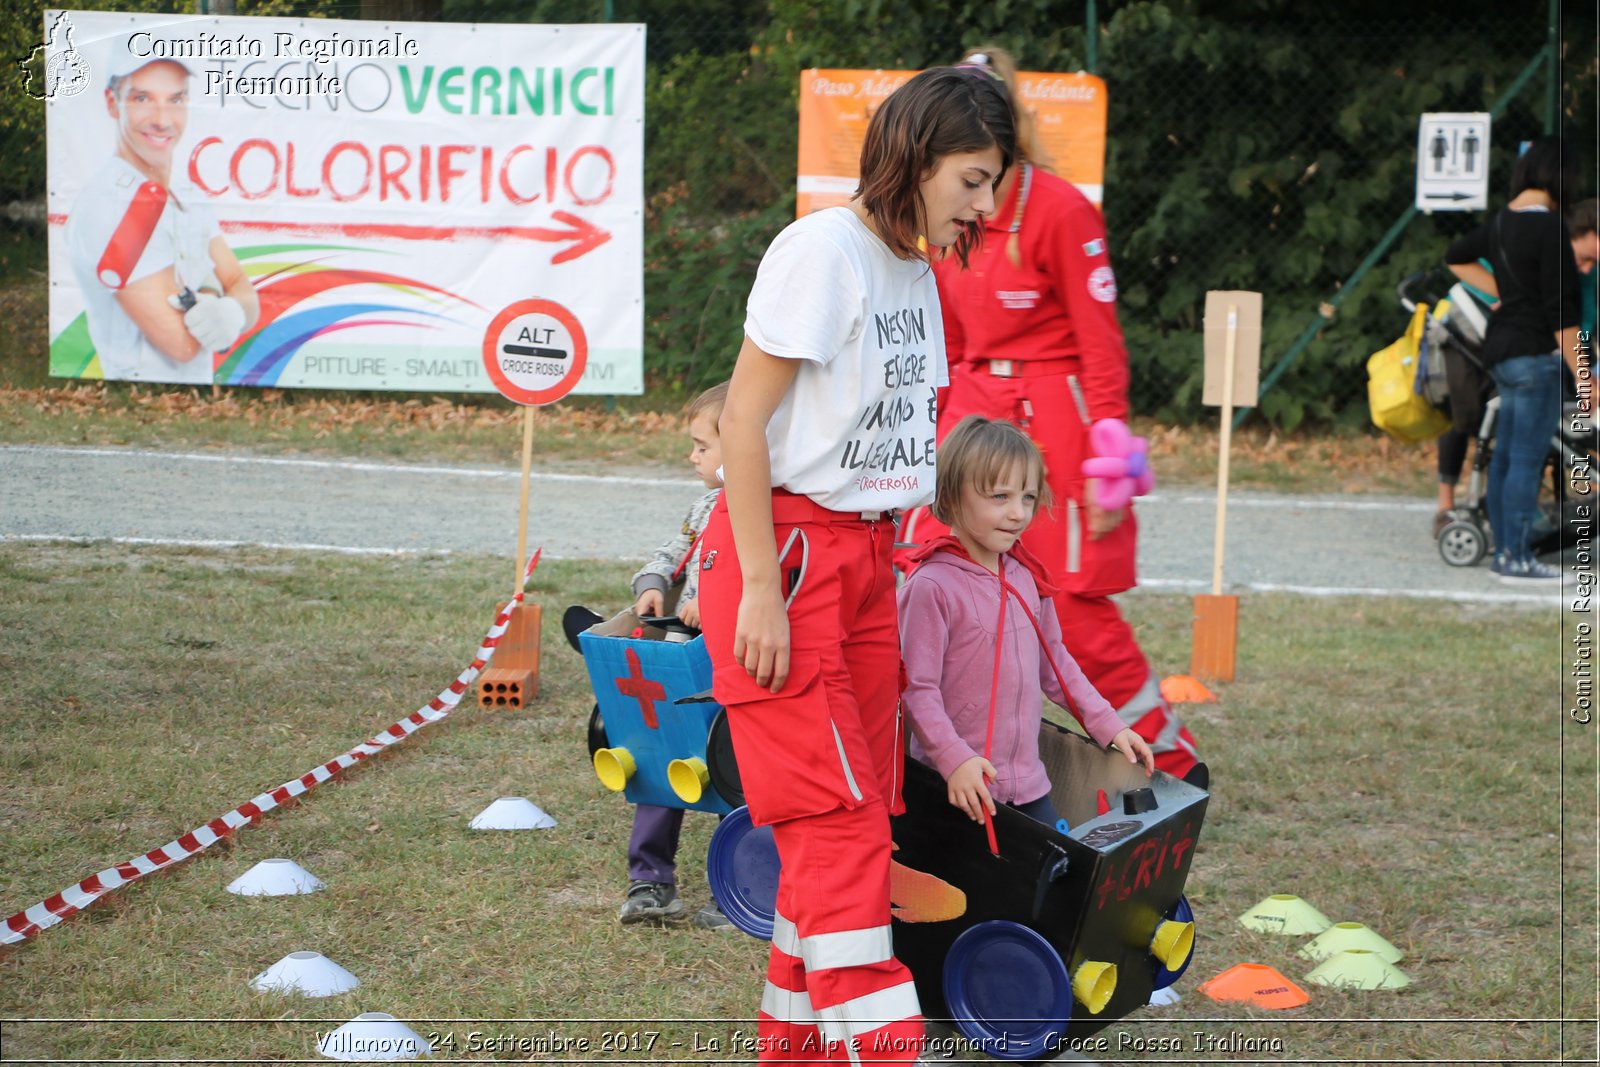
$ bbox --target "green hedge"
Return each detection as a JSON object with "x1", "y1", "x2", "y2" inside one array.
[{"x1": 4, "y1": 1, "x2": 1593, "y2": 423}]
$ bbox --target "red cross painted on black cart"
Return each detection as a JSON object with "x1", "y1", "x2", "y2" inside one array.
[{"x1": 615, "y1": 648, "x2": 666, "y2": 729}]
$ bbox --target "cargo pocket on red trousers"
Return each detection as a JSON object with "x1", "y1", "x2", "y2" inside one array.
[{"x1": 713, "y1": 653, "x2": 867, "y2": 823}]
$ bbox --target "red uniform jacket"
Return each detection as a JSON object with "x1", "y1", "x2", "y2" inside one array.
[{"x1": 931, "y1": 167, "x2": 1137, "y2": 595}]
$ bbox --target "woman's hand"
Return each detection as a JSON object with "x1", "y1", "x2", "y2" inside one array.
[
  {"x1": 632, "y1": 588, "x2": 664, "y2": 617},
  {"x1": 678, "y1": 596, "x2": 701, "y2": 629},
  {"x1": 947, "y1": 756, "x2": 998, "y2": 822},
  {"x1": 1086, "y1": 502, "x2": 1127, "y2": 541},
  {"x1": 734, "y1": 582, "x2": 790, "y2": 692}
]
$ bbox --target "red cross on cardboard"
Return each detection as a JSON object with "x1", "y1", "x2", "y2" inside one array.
[{"x1": 615, "y1": 647, "x2": 666, "y2": 729}]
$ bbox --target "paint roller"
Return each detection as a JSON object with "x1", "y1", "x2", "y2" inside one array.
[{"x1": 95, "y1": 181, "x2": 167, "y2": 291}]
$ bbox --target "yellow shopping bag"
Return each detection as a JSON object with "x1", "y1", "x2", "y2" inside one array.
[{"x1": 1367, "y1": 303, "x2": 1450, "y2": 442}]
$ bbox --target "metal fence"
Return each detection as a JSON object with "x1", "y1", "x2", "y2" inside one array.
[{"x1": 5, "y1": 1, "x2": 1593, "y2": 425}]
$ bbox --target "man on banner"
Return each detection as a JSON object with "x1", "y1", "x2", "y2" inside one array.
[{"x1": 65, "y1": 49, "x2": 258, "y2": 383}]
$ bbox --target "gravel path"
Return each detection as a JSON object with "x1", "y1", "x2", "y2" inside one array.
[{"x1": 0, "y1": 444, "x2": 1560, "y2": 606}]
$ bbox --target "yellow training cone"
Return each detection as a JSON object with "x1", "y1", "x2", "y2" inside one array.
[
  {"x1": 1072, "y1": 960, "x2": 1117, "y2": 1015},
  {"x1": 1298, "y1": 922, "x2": 1403, "y2": 963},
  {"x1": 1238, "y1": 894, "x2": 1332, "y2": 935},
  {"x1": 1151, "y1": 919, "x2": 1195, "y2": 970},
  {"x1": 667, "y1": 757, "x2": 710, "y2": 803},
  {"x1": 1305, "y1": 949, "x2": 1410, "y2": 990},
  {"x1": 593, "y1": 747, "x2": 636, "y2": 792}
]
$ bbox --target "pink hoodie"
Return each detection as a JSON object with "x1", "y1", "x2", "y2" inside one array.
[{"x1": 897, "y1": 539, "x2": 1125, "y2": 805}]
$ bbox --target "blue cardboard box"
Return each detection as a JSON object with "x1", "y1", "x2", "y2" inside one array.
[{"x1": 577, "y1": 630, "x2": 734, "y2": 815}]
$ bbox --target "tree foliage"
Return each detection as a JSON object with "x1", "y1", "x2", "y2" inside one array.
[{"x1": 3, "y1": 1, "x2": 1592, "y2": 423}]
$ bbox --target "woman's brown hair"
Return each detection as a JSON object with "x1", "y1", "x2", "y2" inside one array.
[
  {"x1": 856, "y1": 67, "x2": 1016, "y2": 267},
  {"x1": 957, "y1": 46, "x2": 1048, "y2": 170}
]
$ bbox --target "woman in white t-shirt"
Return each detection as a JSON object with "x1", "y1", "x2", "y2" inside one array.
[{"x1": 696, "y1": 67, "x2": 1015, "y2": 1064}]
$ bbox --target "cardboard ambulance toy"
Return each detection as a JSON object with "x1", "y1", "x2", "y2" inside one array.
[
  {"x1": 575, "y1": 624, "x2": 1208, "y2": 1058},
  {"x1": 578, "y1": 619, "x2": 741, "y2": 816}
]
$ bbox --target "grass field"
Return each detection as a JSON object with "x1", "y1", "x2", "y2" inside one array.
[{"x1": 0, "y1": 543, "x2": 1590, "y2": 1064}]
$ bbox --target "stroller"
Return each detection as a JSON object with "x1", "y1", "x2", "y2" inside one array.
[{"x1": 1396, "y1": 269, "x2": 1595, "y2": 567}]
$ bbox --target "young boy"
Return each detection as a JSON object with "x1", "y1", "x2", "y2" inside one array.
[
  {"x1": 628, "y1": 382, "x2": 727, "y2": 629},
  {"x1": 567, "y1": 382, "x2": 731, "y2": 928}
]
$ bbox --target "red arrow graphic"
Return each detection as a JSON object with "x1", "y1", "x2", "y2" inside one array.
[
  {"x1": 195, "y1": 210, "x2": 614, "y2": 263},
  {"x1": 534, "y1": 210, "x2": 613, "y2": 264}
]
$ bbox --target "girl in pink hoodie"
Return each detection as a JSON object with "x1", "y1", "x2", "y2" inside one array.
[{"x1": 898, "y1": 416, "x2": 1154, "y2": 826}]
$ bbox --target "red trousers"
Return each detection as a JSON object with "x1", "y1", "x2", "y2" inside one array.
[
  {"x1": 941, "y1": 366, "x2": 1136, "y2": 597},
  {"x1": 699, "y1": 493, "x2": 923, "y2": 1065}
]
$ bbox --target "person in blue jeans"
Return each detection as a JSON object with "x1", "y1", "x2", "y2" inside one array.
[{"x1": 1446, "y1": 138, "x2": 1585, "y2": 585}]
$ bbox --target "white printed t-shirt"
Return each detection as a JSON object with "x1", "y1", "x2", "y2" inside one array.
[
  {"x1": 65, "y1": 157, "x2": 221, "y2": 384},
  {"x1": 744, "y1": 207, "x2": 948, "y2": 514}
]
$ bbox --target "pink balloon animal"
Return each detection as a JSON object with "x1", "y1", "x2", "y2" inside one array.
[{"x1": 1080, "y1": 419, "x2": 1155, "y2": 511}]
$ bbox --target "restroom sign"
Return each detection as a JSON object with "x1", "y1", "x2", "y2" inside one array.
[
  {"x1": 1415, "y1": 112, "x2": 1490, "y2": 212},
  {"x1": 482, "y1": 299, "x2": 589, "y2": 406}
]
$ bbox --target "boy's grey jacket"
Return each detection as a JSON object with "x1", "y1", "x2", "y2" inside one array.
[{"x1": 631, "y1": 488, "x2": 722, "y2": 603}]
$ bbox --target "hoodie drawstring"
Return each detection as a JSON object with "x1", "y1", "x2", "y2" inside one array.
[
  {"x1": 980, "y1": 561, "x2": 1094, "y2": 857},
  {"x1": 980, "y1": 574, "x2": 1007, "y2": 855}
]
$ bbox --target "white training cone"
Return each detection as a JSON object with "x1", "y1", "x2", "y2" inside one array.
[
  {"x1": 469, "y1": 796, "x2": 557, "y2": 830},
  {"x1": 252, "y1": 951, "x2": 360, "y2": 997},
  {"x1": 227, "y1": 858, "x2": 325, "y2": 896},
  {"x1": 1147, "y1": 986, "x2": 1181, "y2": 1007},
  {"x1": 317, "y1": 1011, "x2": 432, "y2": 1061}
]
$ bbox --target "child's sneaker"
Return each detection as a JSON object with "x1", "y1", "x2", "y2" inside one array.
[
  {"x1": 619, "y1": 880, "x2": 686, "y2": 923},
  {"x1": 1498, "y1": 557, "x2": 1563, "y2": 585},
  {"x1": 692, "y1": 901, "x2": 735, "y2": 931}
]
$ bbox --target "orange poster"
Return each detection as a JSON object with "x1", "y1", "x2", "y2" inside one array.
[{"x1": 797, "y1": 68, "x2": 1108, "y2": 218}]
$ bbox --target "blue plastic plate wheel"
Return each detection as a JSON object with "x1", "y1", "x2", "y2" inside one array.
[
  {"x1": 1152, "y1": 895, "x2": 1195, "y2": 990},
  {"x1": 943, "y1": 920, "x2": 1071, "y2": 1060},
  {"x1": 706, "y1": 805, "x2": 780, "y2": 940}
]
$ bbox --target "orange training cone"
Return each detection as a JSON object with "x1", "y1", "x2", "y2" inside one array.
[
  {"x1": 1198, "y1": 963, "x2": 1310, "y2": 1009},
  {"x1": 1161, "y1": 674, "x2": 1217, "y2": 704}
]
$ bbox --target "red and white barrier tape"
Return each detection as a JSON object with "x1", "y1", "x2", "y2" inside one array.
[{"x1": 1, "y1": 551, "x2": 542, "y2": 947}]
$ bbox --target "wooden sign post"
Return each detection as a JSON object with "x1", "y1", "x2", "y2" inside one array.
[
  {"x1": 1192, "y1": 291, "x2": 1262, "y2": 682},
  {"x1": 477, "y1": 299, "x2": 590, "y2": 708}
]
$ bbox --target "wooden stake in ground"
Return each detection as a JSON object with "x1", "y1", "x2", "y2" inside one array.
[
  {"x1": 476, "y1": 299, "x2": 592, "y2": 709},
  {"x1": 1193, "y1": 291, "x2": 1262, "y2": 682},
  {"x1": 514, "y1": 405, "x2": 536, "y2": 602}
]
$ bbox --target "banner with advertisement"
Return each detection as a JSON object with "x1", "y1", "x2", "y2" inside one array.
[
  {"x1": 43, "y1": 9, "x2": 644, "y2": 394},
  {"x1": 796, "y1": 68, "x2": 1107, "y2": 217}
]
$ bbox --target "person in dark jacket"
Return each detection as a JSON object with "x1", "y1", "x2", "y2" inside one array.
[{"x1": 1446, "y1": 137, "x2": 1584, "y2": 585}]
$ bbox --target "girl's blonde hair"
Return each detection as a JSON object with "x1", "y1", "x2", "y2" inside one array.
[{"x1": 932, "y1": 415, "x2": 1053, "y2": 526}]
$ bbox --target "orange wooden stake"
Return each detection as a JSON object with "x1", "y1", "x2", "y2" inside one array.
[
  {"x1": 1190, "y1": 594, "x2": 1238, "y2": 682},
  {"x1": 1190, "y1": 295, "x2": 1254, "y2": 684}
]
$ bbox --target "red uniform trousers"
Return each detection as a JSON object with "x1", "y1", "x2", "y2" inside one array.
[
  {"x1": 698, "y1": 492, "x2": 923, "y2": 1065},
  {"x1": 1053, "y1": 591, "x2": 1200, "y2": 779},
  {"x1": 897, "y1": 365, "x2": 1200, "y2": 779}
]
